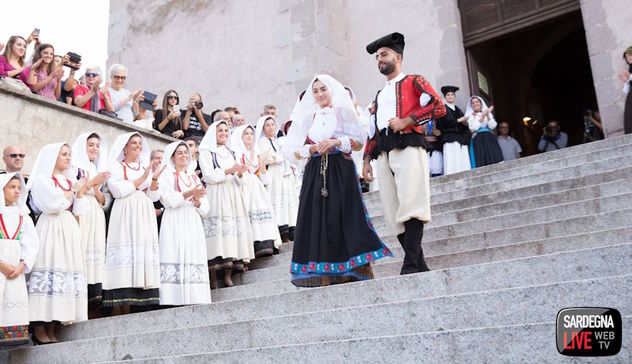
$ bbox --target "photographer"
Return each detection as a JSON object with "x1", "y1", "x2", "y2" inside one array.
[
  {"x1": 58, "y1": 53, "x2": 81, "y2": 105},
  {"x1": 73, "y1": 66, "x2": 115, "y2": 113},
  {"x1": 583, "y1": 109, "x2": 604, "y2": 143},
  {"x1": 538, "y1": 120, "x2": 568, "y2": 152},
  {"x1": 182, "y1": 93, "x2": 211, "y2": 140}
]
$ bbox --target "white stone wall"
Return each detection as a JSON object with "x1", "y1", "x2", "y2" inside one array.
[
  {"x1": 0, "y1": 81, "x2": 173, "y2": 174},
  {"x1": 581, "y1": 0, "x2": 631, "y2": 136},
  {"x1": 107, "y1": 0, "x2": 468, "y2": 122}
]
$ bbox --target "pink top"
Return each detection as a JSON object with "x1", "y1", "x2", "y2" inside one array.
[
  {"x1": 33, "y1": 69, "x2": 58, "y2": 100},
  {"x1": 0, "y1": 55, "x2": 30, "y2": 84}
]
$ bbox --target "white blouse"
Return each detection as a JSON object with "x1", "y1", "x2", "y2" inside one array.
[
  {"x1": 298, "y1": 107, "x2": 356, "y2": 158},
  {"x1": 467, "y1": 111, "x2": 497, "y2": 132},
  {"x1": 199, "y1": 146, "x2": 240, "y2": 185},
  {"x1": 0, "y1": 206, "x2": 39, "y2": 273},
  {"x1": 107, "y1": 161, "x2": 160, "y2": 201},
  {"x1": 31, "y1": 173, "x2": 89, "y2": 216},
  {"x1": 158, "y1": 171, "x2": 209, "y2": 216}
]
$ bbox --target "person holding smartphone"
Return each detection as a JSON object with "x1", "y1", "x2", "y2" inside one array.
[
  {"x1": 154, "y1": 90, "x2": 186, "y2": 139},
  {"x1": 73, "y1": 66, "x2": 115, "y2": 113}
]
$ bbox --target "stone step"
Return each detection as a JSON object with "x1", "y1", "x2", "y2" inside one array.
[
  {"x1": 247, "y1": 226, "x2": 632, "y2": 274},
  {"x1": 429, "y1": 133, "x2": 632, "y2": 185},
  {"x1": 428, "y1": 141, "x2": 632, "y2": 195},
  {"x1": 50, "y1": 243, "x2": 632, "y2": 344},
  {"x1": 19, "y1": 275, "x2": 632, "y2": 363},
  {"x1": 430, "y1": 165, "x2": 632, "y2": 215},
  {"x1": 253, "y1": 207, "x2": 632, "y2": 275},
  {"x1": 365, "y1": 177, "x2": 632, "y2": 229},
  {"x1": 118, "y1": 317, "x2": 632, "y2": 363},
  {"x1": 360, "y1": 138, "x2": 632, "y2": 205},
  {"x1": 9, "y1": 244, "x2": 630, "y2": 362},
  {"x1": 213, "y1": 237, "x2": 632, "y2": 304},
  {"x1": 361, "y1": 149, "x2": 632, "y2": 210},
  {"x1": 369, "y1": 192, "x2": 632, "y2": 239}
]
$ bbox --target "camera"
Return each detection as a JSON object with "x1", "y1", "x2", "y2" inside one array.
[
  {"x1": 545, "y1": 126, "x2": 553, "y2": 134},
  {"x1": 64, "y1": 52, "x2": 82, "y2": 70},
  {"x1": 195, "y1": 101, "x2": 203, "y2": 109}
]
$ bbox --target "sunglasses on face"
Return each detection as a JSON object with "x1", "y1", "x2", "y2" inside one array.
[
  {"x1": 112, "y1": 75, "x2": 126, "y2": 80},
  {"x1": 167, "y1": 95, "x2": 178, "y2": 100},
  {"x1": 8, "y1": 153, "x2": 25, "y2": 159},
  {"x1": 85, "y1": 73, "x2": 99, "y2": 78}
]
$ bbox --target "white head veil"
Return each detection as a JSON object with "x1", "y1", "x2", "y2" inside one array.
[
  {"x1": 254, "y1": 115, "x2": 279, "y2": 143},
  {"x1": 230, "y1": 124, "x2": 260, "y2": 157},
  {"x1": 26, "y1": 142, "x2": 74, "y2": 190},
  {"x1": 161, "y1": 141, "x2": 196, "y2": 175},
  {"x1": 280, "y1": 74, "x2": 366, "y2": 159},
  {"x1": 0, "y1": 172, "x2": 29, "y2": 215},
  {"x1": 107, "y1": 132, "x2": 151, "y2": 169},
  {"x1": 199, "y1": 120, "x2": 232, "y2": 153},
  {"x1": 465, "y1": 95, "x2": 490, "y2": 115},
  {"x1": 71, "y1": 131, "x2": 109, "y2": 173}
]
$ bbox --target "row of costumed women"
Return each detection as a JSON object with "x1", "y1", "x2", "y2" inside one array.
[{"x1": 0, "y1": 121, "x2": 299, "y2": 343}]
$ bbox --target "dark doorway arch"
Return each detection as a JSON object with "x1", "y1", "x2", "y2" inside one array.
[{"x1": 462, "y1": 11, "x2": 597, "y2": 156}]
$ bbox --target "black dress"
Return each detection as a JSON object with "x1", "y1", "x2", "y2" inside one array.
[{"x1": 290, "y1": 151, "x2": 392, "y2": 287}]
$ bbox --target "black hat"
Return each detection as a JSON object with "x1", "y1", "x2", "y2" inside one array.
[
  {"x1": 440, "y1": 85, "x2": 459, "y2": 96},
  {"x1": 366, "y1": 32, "x2": 405, "y2": 55}
]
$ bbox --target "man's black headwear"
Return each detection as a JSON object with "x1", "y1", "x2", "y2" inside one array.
[{"x1": 366, "y1": 32, "x2": 405, "y2": 55}]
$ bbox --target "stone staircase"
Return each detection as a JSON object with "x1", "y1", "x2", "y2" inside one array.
[{"x1": 3, "y1": 135, "x2": 631, "y2": 363}]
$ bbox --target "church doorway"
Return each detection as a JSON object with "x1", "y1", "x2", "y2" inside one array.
[{"x1": 458, "y1": 1, "x2": 598, "y2": 156}]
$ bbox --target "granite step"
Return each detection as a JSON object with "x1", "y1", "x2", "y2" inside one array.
[
  {"x1": 7, "y1": 244, "x2": 629, "y2": 362},
  {"x1": 369, "y1": 192, "x2": 632, "y2": 239},
  {"x1": 429, "y1": 133, "x2": 632, "y2": 185},
  {"x1": 50, "y1": 243, "x2": 632, "y2": 344},
  {"x1": 360, "y1": 138, "x2": 632, "y2": 206},
  {"x1": 364, "y1": 177, "x2": 632, "y2": 229},
  {"x1": 14, "y1": 275, "x2": 630, "y2": 363},
  {"x1": 251, "y1": 208, "x2": 632, "y2": 276},
  {"x1": 246, "y1": 226, "x2": 632, "y2": 273},
  {"x1": 427, "y1": 141, "x2": 632, "y2": 195},
  {"x1": 117, "y1": 317, "x2": 632, "y2": 363}
]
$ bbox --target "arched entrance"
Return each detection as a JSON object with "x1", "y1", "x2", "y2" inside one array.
[{"x1": 459, "y1": 1, "x2": 598, "y2": 155}]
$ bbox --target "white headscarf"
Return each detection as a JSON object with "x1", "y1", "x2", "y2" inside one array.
[
  {"x1": 199, "y1": 120, "x2": 232, "y2": 153},
  {"x1": 254, "y1": 115, "x2": 280, "y2": 143},
  {"x1": 281, "y1": 74, "x2": 366, "y2": 159},
  {"x1": 230, "y1": 124, "x2": 260, "y2": 157},
  {"x1": 465, "y1": 95, "x2": 490, "y2": 116},
  {"x1": 71, "y1": 131, "x2": 109, "y2": 173},
  {"x1": 26, "y1": 142, "x2": 75, "y2": 190},
  {"x1": 107, "y1": 132, "x2": 151, "y2": 169},
  {"x1": 0, "y1": 172, "x2": 29, "y2": 215},
  {"x1": 161, "y1": 141, "x2": 196, "y2": 175}
]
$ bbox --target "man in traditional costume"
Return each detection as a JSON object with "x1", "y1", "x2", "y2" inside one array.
[{"x1": 362, "y1": 32, "x2": 446, "y2": 274}]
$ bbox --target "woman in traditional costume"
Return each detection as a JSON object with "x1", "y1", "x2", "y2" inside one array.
[
  {"x1": 157, "y1": 141, "x2": 211, "y2": 305},
  {"x1": 466, "y1": 95, "x2": 504, "y2": 168},
  {"x1": 0, "y1": 173, "x2": 38, "y2": 345},
  {"x1": 256, "y1": 116, "x2": 298, "y2": 242},
  {"x1": 71, "y1": 132, "x2": 111, "y2": 313},
  {"x1": 199, "y1": 121, "x2": 254, "y2": 288},
  {"x1": 103, "y1": 132, "x2": 163, "y2": 314},
  {"x1": 437, "y1": 86, "x2": 471, "y2": 175},
  {"x1": 27, "y1": 143, "x2": 89, "y2": 343},
  {"x1": 231, "y1": 125, "x2": 282, "y2": 258},
  {"x1": 282, "y1": 74, "x2": 392, "y2": 287}
]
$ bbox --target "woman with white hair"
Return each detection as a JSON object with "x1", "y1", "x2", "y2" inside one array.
[
  {"x1": 108, "y1": 63, "x2": 142, "y2": 124},
  {"x1": 73, "y1": 66, "x2": 115, "y2": 114}
]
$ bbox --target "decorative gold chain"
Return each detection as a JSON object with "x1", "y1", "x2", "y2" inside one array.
[{"x1": 320, "y1": 153, "x2": 329, "y2": 198}]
